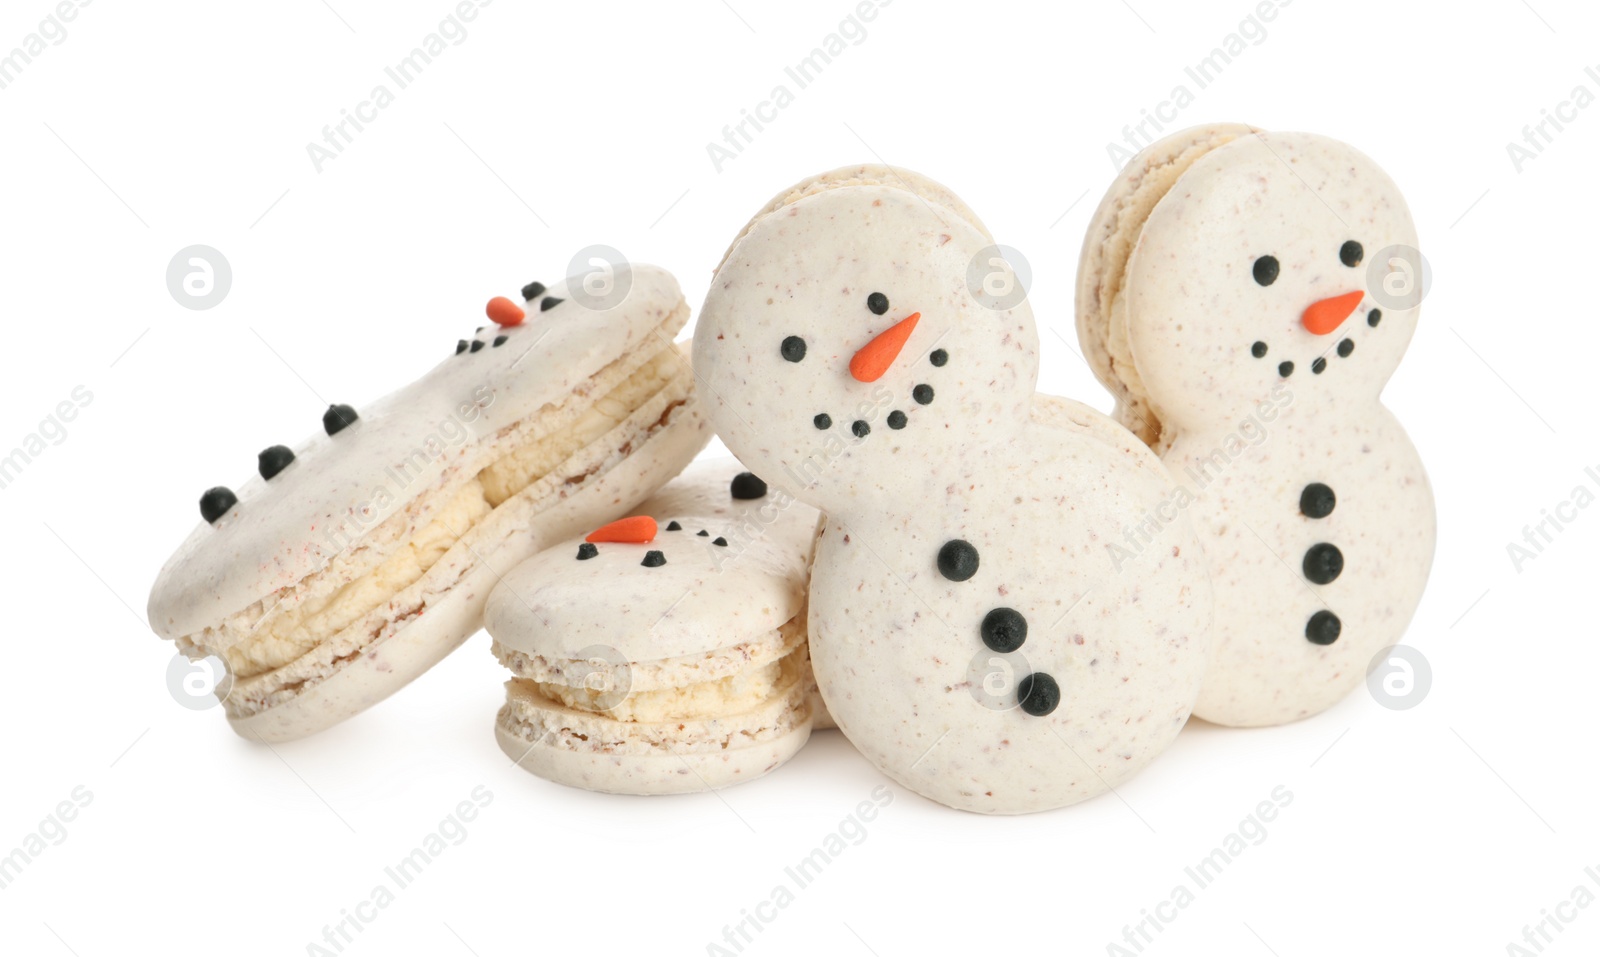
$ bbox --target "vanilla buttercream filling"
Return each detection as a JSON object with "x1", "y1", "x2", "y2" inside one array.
[{"x1": 535, "y1": 645, "x2": 805, "y2": 723}]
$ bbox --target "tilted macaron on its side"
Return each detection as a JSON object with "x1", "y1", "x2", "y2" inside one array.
[
  {"x1": 488, "y1": 459, "x2": 821, "y2": 795},
  {"x1": 148, "y1": 264, "x2": 710, "y2": 742}
]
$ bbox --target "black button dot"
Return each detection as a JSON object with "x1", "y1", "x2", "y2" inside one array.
[
  {"x1": 323, "y1": 404, "x2": 359, "y2": 436},
  {"x1": 258, "y1": 445, "x2": 296, "y2": 480},
  {"x1": 1337, "y1": 338, "x2": 1354, "y2": 358},
  {"x1": 937, "y1": 539, "x2": 979, "y2": 581},
  {"x1": 1303, "y1": 543, "x2": 1344, "y2": 585},
  {"x1": 1311, "y1": 357, "x2": 1327, "y2": 374},
  {"x1": 852, "y1": 420, "x2": 871, "y2": 437},
  {"x1": 980, "y1": 607, "x2": 1027, "y2": 653},
  {"x1": 867, "y1": 292, "x2": 889, "y2": 315},
  {"x1": 469, "y1": 340, "x2": 485, "y2": 353},
  {"x1": 813, "y1": 413, "x2": 832, "y2": 430},
  {"x1": 1251, "y1": 341, "x2": 1268, "y2": 358},
  {"x1": 912, "y1": 384, "x2": 934, "y2": 405},
  {"x1": 713, "y1": 537, "x2": 728, "y2": 546},
  {"x1": 929, "y1": 349, "x2": 948, "y2": 367},
  {"x1": 1278, "y1": 361, "x2": 1294, "y2": 378},
  {"x1": 1339, "y1": 240, "x2": 1364, "y2": 267},
  {"x1": 455, "y1": 339, "x2": 468, "y2": 355},
  {"x1": 665, "y1": 521, "x2": 682, "y2": 531},
  {"x1": 780, "y1": 336, "x2": 807, "y2": 362},
  {"x1": 886, "y1": 410, "x2": 907, "y2": 430},
  {"x1": 641, "y1": 550, "x2": 667, "y2": 567},
  {"x1": 1306, "y1": 610, "x2": 1342, "y2": 645},
  {"x1": 730, "y1": 472, "x2": 768, "y2": 500},
  {"x1": 199, "y1": 486, "x2": 237, "y2": 524},
  {"x1": 1367, "y1": 308, "x2": 1382, "y2": 327},
  {"x1": 1018, "y1": 672, "x2": 1061, "y2": 716},
  {"x1": 1299, "y1": 483, "x2": 1336, "y2": 519},
  {"x1": 493, "y1": 335, "x2": 508, "y2": 347},
  {"x1": 576, "y1": 543, "x2": 598, "y2": 560},
  {"x1": 1253, "y1": 255, "x2": 1279, "y2": 286},
  {"x1": 521, "y1": 281, "x2": 546, "y2": 301},
  {"x1": 540, "y1": 296, "x2": 563, "y2": 311}
]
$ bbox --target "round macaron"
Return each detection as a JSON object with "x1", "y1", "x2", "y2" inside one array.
[
  {"x1": 487, "y1": 459, "x2": 821, "y2": 795},
  {"x1": 148, "y1": 264, "x2": 710, "y2": 742}
]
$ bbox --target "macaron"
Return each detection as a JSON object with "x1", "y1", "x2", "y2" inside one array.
[
  {"x1": 148, "y1": 264, "x2": 710, "y2": 742},
  {"x1": 487, "y1": 459, "x2": 821, "y2": 795}
]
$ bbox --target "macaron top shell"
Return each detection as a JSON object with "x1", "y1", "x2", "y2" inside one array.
[
  {"x1": 484, "y1": 459, "x2": 818, "y2": 664},
  {"x1": 148, "y1": 265, "x2": 685, "y2": 641}
]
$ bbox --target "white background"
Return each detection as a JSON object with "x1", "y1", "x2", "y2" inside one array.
[{"x1": 1, "y1": 1, "x2": 1595, "y2": 954}]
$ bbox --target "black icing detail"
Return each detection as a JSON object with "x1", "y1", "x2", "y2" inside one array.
[
  {"x1": 912, "y1": 384, "x2": 934, "y2": 405},
  {"x1": 521, "y1": 281, "x2": 546, "y2": 301},
  {"x1": 1311, "y1": 357, "x2": 1327, "y2": 375},
  {"x1": 1253, "y1": 255, "x2": 1279, "y2": 286},
  {"x1": 199, "y1": 487, "x2": 237, "y2": 524},
  {"x1": 781, "y1": 336, "x2": 807, "y2": 362},
  {"x1": 1368, "y1": 308, "x2": 1382, "y2": 327},
  {"x1": 1278, "y1": 361, "x2": 1294, "y2": 378},
  {"x1": 1306, "y1": 610, "x2": 1342, "y2": 645},
  {"x1": 867, "y1": 292, "x2": 889, "y2": 316},
  {"x1": 814, "y1": 413, "x2": 832, "y2": 430},
  {"x1": 887, "y1": 410, "x2": 907, "y2": 430},
  {"x1": 697, "y1": 529, "x2": 709, "y2": 537},
  {"x1": 493, "y1": 335, "x2": 508, "y2": 347},
  {"x1": 1251, "y1": 341, "x2": 1268, "y2": 358},
  {"x1": 730, "y1": 472, "x2": 768, "y2": 500},
  {"x1": 540, "y1": 296, "x2": 563, "y2": 311},
  {"x1": 257, "y1": 445, "x2": 295, "y2": 480},
  {"x1": 1303, "y1": 543, "x2": 1344, "y2": 585},
  {"x1": 576, "y1": 543, "x2": 599, "y2": 560},
  {"x1": 1337, "y1": 338, "x2": 1354, "y2": 358},
  {"x1": 469, "y1": 340, "x2": 485, "y2": 353},
  {"x1": 713, "y1": 537, "x2": 728, "y2": 546},
  {"x1": 666, "y1": 520, "x2": 682, "y2": 531},
  {"x1": 641, "y1": 550, "x2": 667, "y2": 567},
  {"x1": 851, "y1": 420, "x2": 870, "y2": 438},
  {"x1": 937, "y1": 540, "x2": 979, "y2": 582},
  {"x1": 981, "y1": 607, "x2": 1027, "y2": 653},
  {"x1": 456, "y1": 339, "x2": 468, "y2": 355},
  {"x1": 323, "y1": 404, "x2": 359, "y2": 436},
  {"x1": 1018, "y1": 672, "x2": 1061, "y2": 716},
  {"x1": 1339, "y1": 240, "x2": 1364, "y2": 267},
  {"x1": 929, "y1": 348, "x2": 948, "y2": 367},
  {"x1": 1300, "y1": 483, "x2": 1336, "y2": 519}
]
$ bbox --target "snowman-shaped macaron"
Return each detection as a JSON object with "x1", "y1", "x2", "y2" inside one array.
[
  {"x1": 695, "y1": 166, "x2": 1212, "y2": 814},
  {"x1": 1077, "y1": 125, "x2": 1437, "y2": 727}
]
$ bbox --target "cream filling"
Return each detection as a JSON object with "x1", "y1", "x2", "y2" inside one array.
[
  {"x1": 221, "y1": 345, "x2": 685, "y2": 679},
  {"x1": 536, "y1": 646, "x2": 805, "y2": 723}
]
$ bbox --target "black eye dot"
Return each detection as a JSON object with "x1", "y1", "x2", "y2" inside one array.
[
  {"x1": 1339, "y1": 241, "x2": 1364, "y2": 267},
  {"x1": 1251, "y1": 341, "x2": 1268, "y2": 358},
  {"x1": 813, "y1": 413, "x2": 832, "y2": 430},
  {"x1": 867, "y1": 292, "x2": 889, "y2": 315},
  {"x1": 780, "y1": 336, "x2": 807, "y2": 362},
  {"x1": 1367, "y1": 308, "x2": 1382, "y2": 327},
  {"x1": 929, "y1": 349, "x2": 948, "y2": 367},
  {"x1": 1279, "y1": 361, "x2": 1294, "y2": 378},
  {"x1": 1253, "y1": 256, "x2": 1279, "y2": 286}
]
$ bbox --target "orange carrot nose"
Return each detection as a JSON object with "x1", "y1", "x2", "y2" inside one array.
[
  {"x1": 487, "y1": 296, "x2": 525, "y2": 327},
  {"x1": 1302, "y1": 290, "x2": 1364, "y2": 336},
  {"x1": 585, "y1": 515, "x2": 657, "y2": 544},
  {"x1": 849, "y1": 312, "x2": 921, "y2": 382}
]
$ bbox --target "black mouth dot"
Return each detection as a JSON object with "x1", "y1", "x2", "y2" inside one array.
[
  {"x1": 493, "y1": 335, "x2": 508, "y2": 347},
  {"x1": 323, "y1": 404, "x2": 359, "y2": 436},
  {"x1": 813, "y1": 413, "x2": 832, "y2": 430},
  {"x1": 257, "y1": 445, "x2": 296, "y2": 480},
  {"x1": 540, "y1": 296, "x2": 564, "y2": 311},
  {"x1": 937, "y1": 539, "x2": 980, "y2": 581},
  {"x1": 1337, "y1": 338, "x2": 1354, "y2": 358},
  {"x1": 697, "y1": 529, "x2": 709, "y2": 537},
  {"x1": 1278, "y1": 361, "x2": 1294, "y2": 378},
  {"x1": 641, "y1": 550, "x2": 666, "y2": 567},
  {"x1": 712, "y1": 537, "x2": 728, "y2": 546},
  {"x1": 912, "y1": 384, "x2": 934, "y2": 405},
  {"x1": 1367, "y1": 308, "x2": 1382, "y2": 327},
  {"x1": 929, "y1": 349, "x2": 948, "y2": 367},
  {"x1": 851, "y1": 420, "x2": 871, "y2": 438},
  {"x1": 887, "y1": 410, "x2": 907, "y2": 430},
  {"x1": 576, "y1": 543, "x2": 598, "y2": 560},
  {"x1": 1311, "y1": 357, "x2": 1327, "y2": 374},
  {"x1": 1251, "y1": 341, "x2": 1268, "y2": 358},
  {"x1": 455, "y1": 339, "x2": 468, "y2": 355},
  {"x1": 469, "y1": 340, "x2": 484, "y2": 353}
]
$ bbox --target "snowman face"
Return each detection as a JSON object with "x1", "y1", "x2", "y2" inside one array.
[
  {"x1": 695, "y1": 185, "x2": 1039, "y2": 510},
  {"x1": 1125, "y1": 132, "x2": 1421, "y2": 429}
]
